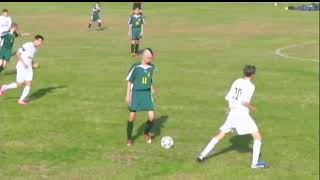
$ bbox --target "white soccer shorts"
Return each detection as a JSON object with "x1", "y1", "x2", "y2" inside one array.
[
  {"x1": 219, "y1": 109, "x2": 259, "y2": 135},
  {"x1": 16, "y1": 66, "x2": 33, "y2": 83}
]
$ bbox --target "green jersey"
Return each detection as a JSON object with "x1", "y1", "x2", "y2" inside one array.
[
  {"x1": 91, "y1": 4, "x2": 101, "y2": 21},
  {"x1": 126, "y1": 62, "x2": 154, "y2": 91},
  {"x1": 0, "y1": 31, "x2": 18, "y2": 49},
  {"x1": 128, "y1": 14, "x2": 145, "y2": 29}
]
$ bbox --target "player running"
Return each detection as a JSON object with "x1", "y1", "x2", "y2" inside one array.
[
  {"x1": 128, "y1": 7, "x2": 145, "y2": 57},
  {"x1": 0, "y1": 9, "x2": 12, "y2": 47},
  {"x1": 0, "y1": 23, "x2": 30, "y2": 73},
  {"x1": 0, "y1": 35, "x2": 45, "y2": 105},
  {"x1": 125, "y1": 48, "x2": 156, "y2": 146},
  {"x1": 88, "y1": 2, "x2": 103, "y2": 30},
  {"x1": 197, "y1": 65, "x2": 270, "y2": 169}
]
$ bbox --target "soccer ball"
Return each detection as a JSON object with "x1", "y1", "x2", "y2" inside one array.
[{"x1": 161, "y1": 136, "x2": 174, "y2": 149}]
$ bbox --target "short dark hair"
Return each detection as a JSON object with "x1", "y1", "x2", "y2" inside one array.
[
  {"x1": 145, "y1": 48, "x2": 154, "y2": 56},
  {"x1": 243, "y1": 65, "x2": 256, "y2": 77},
  {"x1": 34, "y1": 34, "x2": 44, "y2": 41},
  {"x1": 2, "y1": 9, "x2": 8, "y2": 13}
]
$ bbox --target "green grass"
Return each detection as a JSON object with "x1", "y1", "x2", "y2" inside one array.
[{"x1": 0, "y1": 2, "x2": 319, "y2": 180}]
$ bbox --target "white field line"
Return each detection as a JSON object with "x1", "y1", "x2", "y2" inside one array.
[{"x1": 275, "y1": 41, "x2": 319, "y2": 63}]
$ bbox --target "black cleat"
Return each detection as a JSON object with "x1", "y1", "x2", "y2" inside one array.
[{"x1": 197, "y1": 157, "x2": 205, "y2": 163}]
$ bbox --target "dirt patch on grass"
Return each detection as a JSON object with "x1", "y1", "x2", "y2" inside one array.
[
  {"x1": 20, "y1": 162, "x2": 51, "y2": 179},
  {"x1": 106, "y1": 152, "x2": 139, "y2": 162}
]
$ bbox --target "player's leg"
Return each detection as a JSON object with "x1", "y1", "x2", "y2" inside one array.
[
  {"x1": 127, "y1": 111, "x2": 137, "y2": 146},
  {"x1": 0, "y1": 49, "x2": 12, "y2": 72},
  {"x1": 18, "y1": 80, "x2": 32, "y2": 104},
  {"x1": 0, "y1": 60, "x2": 8, "y2": 72},
  {"x1": 88, "y1": 19, "x2": 93, "y2": 30},
  {"x1": 251, "y1": 131, "x2": 262, "y2": 166},
  {"x1": 97, "y1": 19, "x2": 102, "y2": 29},
  {"x1": 0, "y1": 66, "x2": 24, "y2": 95},
  {"x1": 198, "y1": 131, "x2": 227, "y2": 161},
  {"x1": 0, "y1": 59, "x2": 4, "y2": 72},
  {"x1": 144, "y1": 110, "x2": 155, "y2": 143},
  {"x1": 250, "y1": 131, "x2": 269, "y2": 168},
  {"x1": 134, "y1": 40, "x2": 140, "y2": 54},
  {"x1": 131, "y1": 39, "x2": 136, "y2": 56}
]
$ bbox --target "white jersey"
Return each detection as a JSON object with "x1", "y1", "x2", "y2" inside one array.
[
  {"x1": 225, "y1": 78, "x2": 255, "y2": 112},
  {"x1": 17, "y1": 42, "x2": 38, "y2": 68},
  {"x1": 0, "y1": 15, "x2": 12, "y2": 34}
]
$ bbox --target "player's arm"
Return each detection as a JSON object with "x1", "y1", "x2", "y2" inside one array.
[
  {"x1": 16, "y1": 48, "x2": 28, "y2": 68},
  {"x1": 242, "y1": 102, "x2": 257, "y2": 111},
  {"x1": 242, "y1": 86, "x2": 256, "y2": 111},
  {"x1": 128, "y1": 17, "x2": 132, "y2": 36},
  {"x1": 126, "y1": 81, "x2": 133, "y2": 104},
  {"x1": 125, "y1": 66, "x2": 135, "y2": 104},
  {"x1": 128, "y1": 24, "x2": 132, "y2": 36},
  {"x1": 140, "y1": 24, "x2": 143, "y2": 36}
]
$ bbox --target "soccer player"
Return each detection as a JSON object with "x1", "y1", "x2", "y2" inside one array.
[
  {"x1": 0, "y1": 23, "x2": 30, "y2": 73},
  {"x1": 125, "y1": 48, "x2": 156, "y2": 146},
  {"x1": 88, "y1": 2, "x2": 103, "y2": 30},
  {"x1": 128, "y1": 7, "x2": 145, "y2": 57},
  {"x1": 0, "y1": 35, "x2": 45, "y2": 105},
  {"x1": 197, "y1": 65, "x2": 270, "y2": 169},
  {"x1": 0, "y1": 9, "x2": 12, "y2": 46}
]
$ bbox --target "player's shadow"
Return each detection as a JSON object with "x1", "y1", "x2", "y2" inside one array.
[
  {"x1": 133, "y1": 115, "x2": 169, "y2": 141},
  {"x1": 2, "y1": 69, "x2": 16, "y2": 76},
  {"x1": 28, "y1": 85, "x2": 67, "y2": 101},
  {"x1": 206, "y1": 135, "x2": 253, "y2": 159}
]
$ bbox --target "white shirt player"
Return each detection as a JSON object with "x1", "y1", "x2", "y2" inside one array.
[
  {"x1": 225, "y1": 78, "x2": 255, "y2": 113},
  {"x1": 17, "y1": 42, "x2": 38, "y2": 68},
  {"x1": 0, "y1": 15, "x2": 12, "y2": 35},
  {"x1": 0, "y1": 15, "x2": 12, "y2": 46}
]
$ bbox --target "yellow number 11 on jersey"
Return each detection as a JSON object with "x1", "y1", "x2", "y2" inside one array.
[{"x1": 142, "y1": 77, "x2": 148, "y2": 84}]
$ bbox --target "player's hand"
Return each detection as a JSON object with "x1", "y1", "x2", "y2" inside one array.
[
  {"x1": 251, "y1": 106, "x2": 257, "y2": 112},
  {"x1": 128, "y1": 32, "x2": 131, "y2": 37},
  {"x1": 151, "y1": 87, "x2": 156, "y2": 94},
  {"x1": 125, "y1": 95, "x2": 131, "y2": 105},
  {"x1": 32, "y1": 62, "x2": 40, "y2": 69}
]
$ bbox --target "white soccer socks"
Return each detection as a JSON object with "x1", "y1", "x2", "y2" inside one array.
[
  {"x1": 252, "y1": 140, "x2": 262, "y2": 166},
  {"x1": 19, "y1": 85, "x2": 31, "y2": 102},
  {"x1": 2, "y1": 82, "x2": 18, "y2": 91},
  {"x1": 199, "y1": 137, "x2": 219, "y2": 159}
]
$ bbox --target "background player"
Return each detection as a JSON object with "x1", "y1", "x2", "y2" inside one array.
[
  {"x1": 125, "y1": 48, "x2": 156, "y2": 146},
  {"x1": 0, "y1": 35, "x2": 44, "y2": 105},
  {"x1": 0, "y1": 23, "x2": 30, "y2": 73},
  {"x1": 197, "y1": 65, "x2": 270, "y2": 169},
  {"x1": 88, "y1": 2, "x2": 103, "y2": 30},
  {"x1": 0, "y1": 9, "x2": 12, "y2": 47},
  {"x1": 128, "y1": 7, "x2": 145, "y2": 57}
]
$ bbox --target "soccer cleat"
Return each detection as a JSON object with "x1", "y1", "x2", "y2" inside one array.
[
  {"x1": 144, "y1": 133, "x2": 152, "y2": 144},
  {"x1": 197, "y1": 156, "x2": 205, "y2": 163},
  {"x1": 0, "y1": 86, "x2": 5, "y2": 96},
  {"x1": 251, "y1": 160, "x2": 270, "y2": 169},
  {"x1": 18, "y1": 100, "x2": 29, "y2": 105},
  {"x1": 127, "y1": 139, "x2": 133, "y2": 146}
]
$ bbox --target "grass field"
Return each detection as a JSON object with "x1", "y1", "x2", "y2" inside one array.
[{"x1": 0, "y1": 2, "x2": 319, "y2": 180}]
